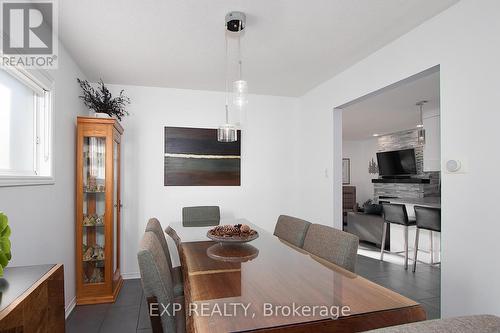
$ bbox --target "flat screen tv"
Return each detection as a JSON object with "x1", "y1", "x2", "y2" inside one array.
[{"x1": 376, "y1": 148, "x2": 417, "y2": 176}]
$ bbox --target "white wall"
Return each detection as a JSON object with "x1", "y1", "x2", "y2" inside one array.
[
  {"x1": 0, "y1": 44, "x2": 88, "y2": 312},
  {"x1": 297, "y1": 0, "x2": 500, "y2": 317},
  {"x1": 342, "y1": 138, "x2": 378, "y2": 204},
  {"x1": 107, "y1": 84, "x2": 300, "y2": 277}
]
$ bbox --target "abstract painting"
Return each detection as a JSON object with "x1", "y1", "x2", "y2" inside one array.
[{"x1": 164, "y1": 127, "x2": 241, "y2": 186}]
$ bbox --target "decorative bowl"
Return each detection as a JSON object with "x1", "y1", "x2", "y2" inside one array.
[
  {"x1": 206, "y1": 231, "x2": 259, "y2": 243},
  {"x1": 206, "y1": 224, "x2": 259, "y2": 244}
]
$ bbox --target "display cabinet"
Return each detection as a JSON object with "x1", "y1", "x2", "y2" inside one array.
[{"x1": 76, "y1": 117, "x2": 123, "y2": 304}]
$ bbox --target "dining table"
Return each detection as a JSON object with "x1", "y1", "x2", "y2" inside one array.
[{"x1": 167, "y1": 219, "x2": 426, "y2": 333}]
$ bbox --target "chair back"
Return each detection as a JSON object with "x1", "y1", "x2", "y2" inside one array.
[
  {"x1": 273, "y1": 215, "x2": 311, "y2": 248},
  {"x1": 382, "y1": 203, "x2": 410, "y2": 225},
  {"x1": 303, "y1": 224, "x2": 359, "y2": 272},
  {"x1": 137, "y1": 232, "x2": 177, "y2": 332},
  {"x1": 182, "y1": 206, "x2": 220, "y2": 227},
  {"x1": 414, "y1": 206, "x2": 441, "y2": 232},
  {"x1": 146, "y1": 218, "x2": 174, "y2": 271}
]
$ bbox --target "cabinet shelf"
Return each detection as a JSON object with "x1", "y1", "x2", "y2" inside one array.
[{"x1": 82, "y1": 258, "x2": 105, "y2": 262}]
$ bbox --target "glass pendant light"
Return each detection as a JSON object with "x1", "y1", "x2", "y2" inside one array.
[
  {"x1": 217, "y1": 15, "x2": 241, "y2": 143},
  {"x1": 416, "y1": 101, "x2": 427, "y2": 145},
  {"x1": 218, "y1": 104, "x2": 238, "y2": 142},
  {"x1": 233, "y1": 30, "x2": 248, "y2": 107},
  {"x1": 233, "y1": 80, "x2": 248, "y2": 107}
]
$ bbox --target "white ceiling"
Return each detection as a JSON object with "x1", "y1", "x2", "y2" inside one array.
[
  {"x1": 342, "y1": 71, "x2": 440, "y2": 141},
  {"x1": 58, "y1": 0, "x2": 458, "y2": 97}
]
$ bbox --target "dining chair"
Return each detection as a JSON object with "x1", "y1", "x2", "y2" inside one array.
[
  {"x1": 146, "y1": 218, "x2": 184, "y2": 297},
  {"x1": 363, "y1": 315, "x2": 500, "y2": 333},
  {"x1": 137, "y1": 232, "x2": 185, "y2": 333},
  {"x1": 302, "y1": 223, "x2": 359, "y2": 272},
  {"x1": 182, "y1": 206, "x2": 220, "y2": 227},
  {"x1": 380, "y1": 203, "x2": 416, "y2": 270},
  {"x1": 412, "y1": 206, "x2": 441, "y2": 272},
  {"x1": 273, "y1": 215, "x2": 311, "y2": 248}
]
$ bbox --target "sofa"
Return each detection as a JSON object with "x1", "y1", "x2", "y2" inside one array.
[{"x1": 346, "y1": 210, "x2": 389, "y2": 249}]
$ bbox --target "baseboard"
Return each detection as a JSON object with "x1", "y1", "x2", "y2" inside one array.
[
  {"x1": 122, "y1": 272, "x2": 140, "y2": 280},
  {"x1": 65, "y1": 296, "x2": 77, "y2": 319}
]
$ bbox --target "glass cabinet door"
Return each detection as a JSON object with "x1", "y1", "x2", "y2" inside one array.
[
  {"x1": 113, "y1": 139, "x2": 120, "y2": 276},
  {"x1": 82, "y1": 137, "x2": 106, "y2": 284}
]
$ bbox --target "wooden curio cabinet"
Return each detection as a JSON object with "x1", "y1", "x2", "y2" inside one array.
[{"x1": 76, "y1": 117, "x2": 123, "y2": 304}]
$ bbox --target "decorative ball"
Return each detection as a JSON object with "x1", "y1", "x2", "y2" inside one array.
[{"x1": 241, "y1": 224, "x2": 251, "y2": 233}]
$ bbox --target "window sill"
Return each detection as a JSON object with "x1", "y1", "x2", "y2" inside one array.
[{"x1": 0, "y1": 175, "x2": 55, "y2": 187}]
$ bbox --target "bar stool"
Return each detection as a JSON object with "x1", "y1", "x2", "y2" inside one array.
[
  {"x1": 380, "y1": 203, "x2": 416, "y2": 270},
  {"x1": 412, "y1": 206, "x2": 441, "y2": 272}
]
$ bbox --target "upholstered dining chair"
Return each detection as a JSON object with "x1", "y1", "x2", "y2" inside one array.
[
  {"x1": 137, "y1": 232, "x2": 185, "y2": 333},
  {"x1": 182, "y1": 206, "x2": 220, "y2": 227},
  {"x1": 364, "y1": 315, "x2": 500, "y2": 333},
  {"x1": 380, "y1": 203, "x2": 416, "y2": 270},
  {"x1": 302, "y1": 223, "x2": 359, "y2": 272},
  {"x1": 273, "y1": 215, "x2": 311, "y2": 248},
  {"x1": 413, "y1": 206, "x2": 441, "y2": 272},
  {"x1": 146, "y1": 218, "x2": 183, "y2": 297}
]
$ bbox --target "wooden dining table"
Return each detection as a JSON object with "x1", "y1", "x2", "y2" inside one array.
[{"x1": 168, "y1": 219, "x2": 426, "y2": 333}]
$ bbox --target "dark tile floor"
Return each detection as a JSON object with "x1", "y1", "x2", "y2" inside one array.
[
  {"x1": 66, "y1": 255, "x2": 440, "y2": 332},
  {"x1": 66, "y1": 279, "x2": 153, "y2": 333},
  {"x1": 356, "y1": 254, "x2": 441, "y2": 320}
]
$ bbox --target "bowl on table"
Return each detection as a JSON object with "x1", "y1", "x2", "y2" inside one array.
[{"x1": 206, "y1": 224, "x2": 259, "y2": 244}]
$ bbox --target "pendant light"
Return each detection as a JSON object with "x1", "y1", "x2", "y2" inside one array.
[
  {"x1": 218, "y1": 11, "x2": 247, "y2": 142},
  {"x1": 416, "y1": 100, "x2": 427, "y2": 145},
  {"x1": 233, "y1": 28, "x2": 248, "y2": 107}
]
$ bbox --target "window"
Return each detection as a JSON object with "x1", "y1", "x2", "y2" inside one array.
[{"x1": 0, "y1": 67, "x2": 54, "y2": 186}]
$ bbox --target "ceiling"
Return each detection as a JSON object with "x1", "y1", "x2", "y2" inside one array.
[
  {"x1": 58, "y1": 0, "x2": 458, "y2": 97},
  {"x1": 342, "y1": 71, "x2": 440, "y2": 141}
]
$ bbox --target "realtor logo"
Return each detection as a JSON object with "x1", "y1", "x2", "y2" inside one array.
[{"x1": 1, "y1": 0, "x2": 58, "y2": 68}]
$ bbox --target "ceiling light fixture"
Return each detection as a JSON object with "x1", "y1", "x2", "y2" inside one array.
[
  {"x1": 232, "y1": 12, "x2": 248, "y2": 109},
  {"x1": 416, "y1": 100, "x2": 427, "y2": 145},
  {"x1": 218, "y1": 11, "x2": 247, "y2": 143}
]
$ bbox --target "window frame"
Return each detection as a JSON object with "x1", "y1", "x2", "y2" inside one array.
[{"x1": 0, "y1": 66, "x2": 55, "y2": 187}]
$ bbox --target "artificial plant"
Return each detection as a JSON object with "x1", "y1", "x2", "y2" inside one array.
[
  {"x1": 77, "y1": 78, "x2": 131, "y2": 120},
  {"x1": 0, "y1": 212, "x2": 11, "y2": 277}
]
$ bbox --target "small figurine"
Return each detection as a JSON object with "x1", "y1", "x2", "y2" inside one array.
[
  {"x1": 83, "y1": 247, "x2": 94, "y2": 261},
  {"x1": 95, "y1": 215, "x2": 104, "y2": 226},
  {"x1": 83, "y1": 215, "x2": 91, "y2": 226}
]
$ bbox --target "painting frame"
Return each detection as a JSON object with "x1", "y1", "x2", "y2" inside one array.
[{"x1": 164, "y1": 126, "x2": 241, "y2": 186}]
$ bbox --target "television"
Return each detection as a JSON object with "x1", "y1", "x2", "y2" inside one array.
[{"x1": 376, "y1": 148, "x2": 417, "y2": 176}]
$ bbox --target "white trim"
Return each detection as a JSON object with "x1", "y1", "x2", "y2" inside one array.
[
  {"x1": 3, "y1": 66, "x2": 45, "y2": 94},
  {"x1": 65, "y1": 297, "x2": 77, "y2": 319},
  {"x1": 0, "y1": 175, "x2": 55, "y2": 187},
  {"x1": 122, "y1": 272, "x2": 141, "y2": 280}
]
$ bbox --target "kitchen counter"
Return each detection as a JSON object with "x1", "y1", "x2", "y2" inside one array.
[{"x1": 380, "y1": 196, "x2": 440, "y2": 208}]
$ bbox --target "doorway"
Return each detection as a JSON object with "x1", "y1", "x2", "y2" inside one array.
[{"x1": 336, "y1": 66, "x2": 441, "y2": 319}]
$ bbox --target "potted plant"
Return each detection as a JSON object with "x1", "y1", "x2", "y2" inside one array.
[
  {"x1": 77, "y1": 78, "x2": 131, "y2": 121},
  {"x1": 0, "y1": 212, "x2": 12, "y2": 278}
]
